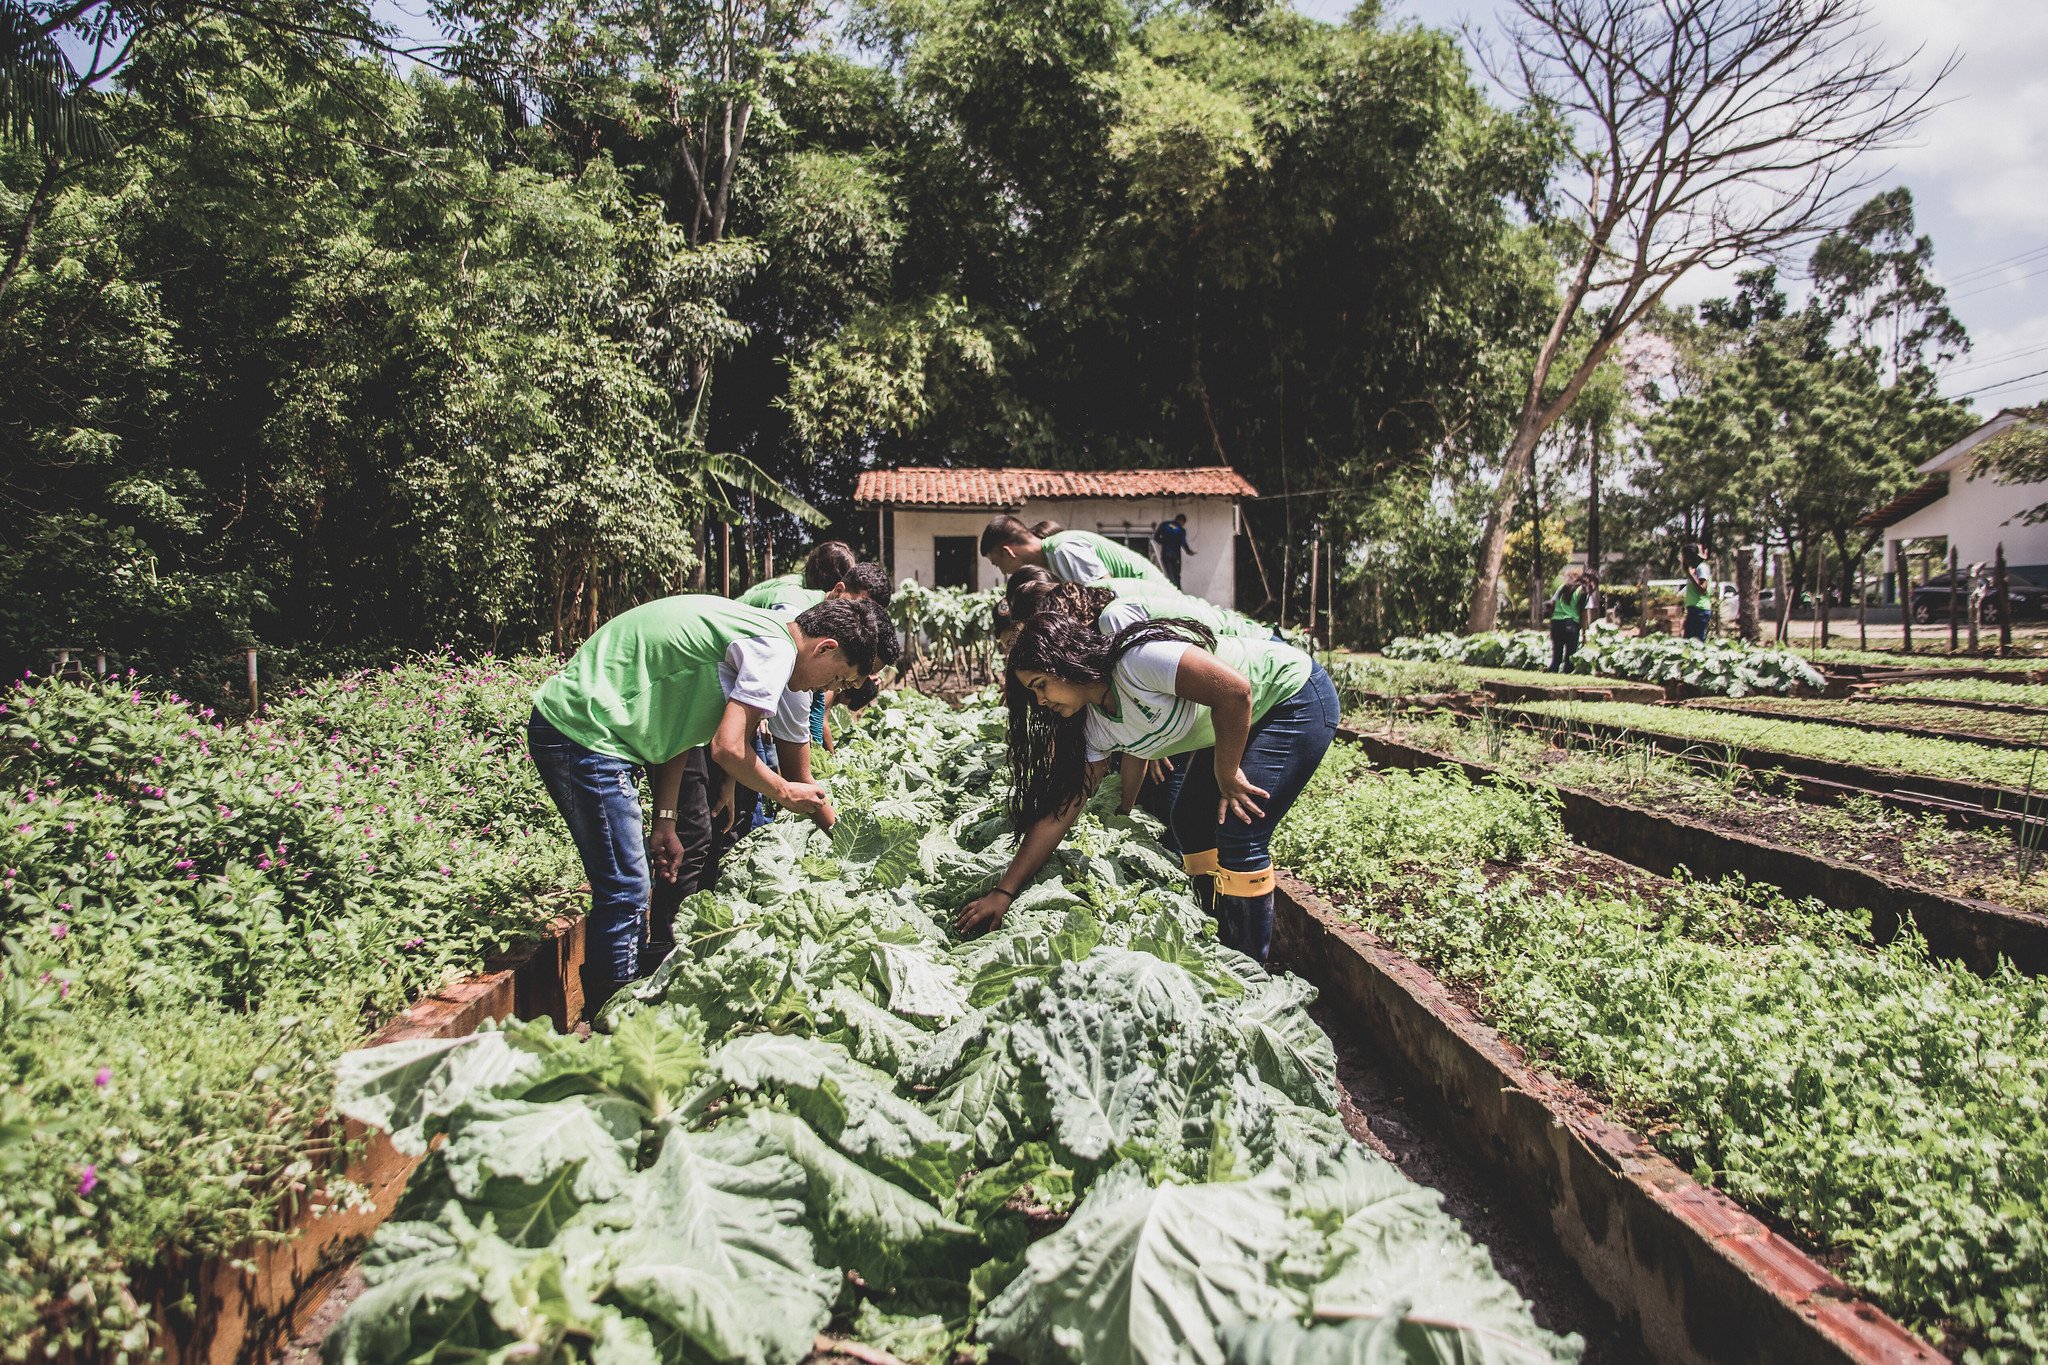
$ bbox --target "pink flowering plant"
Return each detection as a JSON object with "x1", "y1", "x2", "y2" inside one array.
[{"x1": 0, "y1": 655, "x2": 579, "y2": 1352}]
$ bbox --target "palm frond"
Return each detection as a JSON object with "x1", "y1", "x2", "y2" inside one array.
[
  {"x1": 0, "y1": 3, "x2": 110, "y2": 158},
  {"x1": 703, "y1": 451, "x2": 829, "y2": 527}
]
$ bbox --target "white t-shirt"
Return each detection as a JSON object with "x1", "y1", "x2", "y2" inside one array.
[
  {"x1": 1082, "y1": 642, "x2": 1203, "y2": 762},
  {"x1": 718, "y1": 633, "x2": 810, "y2": 744},
  {"x1": 1045, "y1": 537, "x2": 1108, "y2": 586},
  {"x1": 1095, "y1": 598, "x2": 1148, "y2": 635}
]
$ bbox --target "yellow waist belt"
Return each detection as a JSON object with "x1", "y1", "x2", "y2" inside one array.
[{"x1": 1181, "y1": 849, "x2": 1274, "y2": 897}]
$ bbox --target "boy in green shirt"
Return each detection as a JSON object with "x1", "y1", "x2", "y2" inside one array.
[
  {"x1": 527, "y1": 594, "x2": 889, "y2": 1006},
  {"x1": 1683, "y1": 544, "x2": 1713, "y2": 641},
  {"x1": 979, "y1": 514, "x2": 1169, "y2": 585}
]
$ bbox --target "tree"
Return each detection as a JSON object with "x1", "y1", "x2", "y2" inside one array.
[
  {"x1": 1463, "y1": 0, "x2": 1946, "y2": 630},
  {"x1": 1975, "y1": 406, "x2": 2048, "y2": 524},
  {"x1": 1810, "y1": 187, "x2": 1967, "y2": 380}
]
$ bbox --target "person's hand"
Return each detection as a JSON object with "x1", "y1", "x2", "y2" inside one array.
[
  {"x1": 712, "y1": 782, "x2": 737, "y2": 832},
  {"x1": 1217, "y1": 767, "x2": 1269, "y2": 825},
  {"x1": 778, "y1": 781, "x2": 835, "y2": 829},
  {"x1": 955, "y1": 888, "x2": 1014, "y2": 938},
  {"x1": 649, "y1": 824, "x2": 684, "y2": 883}
]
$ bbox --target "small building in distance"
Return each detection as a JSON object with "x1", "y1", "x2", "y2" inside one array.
[
  {"x1": 853, "y1": 466, "x2": 1256, "y2": 605},
  {"x1": 1864, "y1": 409, "x2": 2048, "y2": 595}
]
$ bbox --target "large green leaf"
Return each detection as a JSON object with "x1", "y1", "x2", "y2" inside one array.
[
  {"x1": 333, "y1": 1032, "x2": 543, "y2": 1156},
  {"x1": 438, "y1": 1096, "x2": 642, "y2": 1246},
  {"x1": 1233, "y1": 977, "x2": 1340, "y2": 1111},
  {"x1": 833, "y1": 808, "x2": 925, "y2": 888},
  {"x1": 601, "y1": 1125, "x2": 838, "y2": 1365},
  {"x1": 978, "y1": 1164, "x2": 1307, "y2": 1365},
  {"x1": 874, "y1": 939, "x2": 972, "y2": 1021}
]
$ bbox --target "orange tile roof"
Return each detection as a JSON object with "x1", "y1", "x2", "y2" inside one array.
[{"x1": 853, "y1": 466, "x2": 1257, "y2": 507}]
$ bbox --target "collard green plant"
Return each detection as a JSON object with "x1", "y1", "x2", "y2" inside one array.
[{"x1": 325, "y1": 690, "x2": 1579, "y2": 1364}]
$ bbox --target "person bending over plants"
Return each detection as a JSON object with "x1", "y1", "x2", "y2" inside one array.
[
  {"x1": 738, "y1": 539, "x2": 859, "y2": 609},
  {"x1": 528, "y1": 594, "x2": 887, "y2": 1008},
  {"x1": 1549, "y1": 566, "x2": 1593, "y2": 672},
  {"x1": 991, "y1": 566, "x2": 1266, "y2": 652},
  {"x1": 956, "y1": 615, "x2": 1338, "y2": 962},
  {"x1": 979, "y1": 513, "x2": 1169, "y2": 586}
]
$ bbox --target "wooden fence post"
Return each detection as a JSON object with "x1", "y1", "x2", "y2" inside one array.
[
  {"x1": 1899, "y1": 542, "x2": 1914, "y2": 655},
  {"x1": 246, "y1": 647, "x2": 261, "y2": 715},
  {"x1": 1948, "y1": 546, "x2": 1961, "y2": 654}
]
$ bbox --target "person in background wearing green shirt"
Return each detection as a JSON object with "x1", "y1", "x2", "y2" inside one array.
[
  {"x1": 738, "y1": 540, "x2": 859, "y2": 611},
  {"x1": 1683, "y1": 544, "x2": 1713, "y2": 641},
  {"x1": 979, "y1": 514, "x2": 1169, "y2": 585},
  {"x1": 1549, "y1": 566, "x2": 1592, "y2": 672},
  {"x1": 955, "y1": 614, "x2": 1337, "y2": 964},
  {"x1": 527, "y1": 594, "x2": 889, "y2": 1010}
]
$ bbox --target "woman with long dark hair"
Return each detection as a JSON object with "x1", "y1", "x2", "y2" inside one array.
[
  {"x1": 954, "y1": 614, "x2": 1339, "y2": 962},
  {"x1": 990, "y1": 566, "x2": 1269, "y2": 651}
]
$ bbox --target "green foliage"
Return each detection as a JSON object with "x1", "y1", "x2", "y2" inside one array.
[
  {"x1": 0, "y1": 660, "x2": 580, "y2": 1352},
  {"x1": 1875, "y1": 678, "x2": 2048, "y2": 708},
  {"x1": 1511, "y1": 699, "x2": 2042, "y2": 790},
  {"x1": 326, "y1": 690, "x2": 1578, "y2": 1364},
  {"x1": 1388, "y1": 629, "x2": 1824, "y2": 697},
  {"x1": 1280, "y1": 754, "x2": 2048, "y2": 1355},
  {"x1": 1974, "y1": 404, "x2": 2048, "y2": 525},
  {"x1": 1699, "y1": 697, "x2": 2048, "y2": 744}
]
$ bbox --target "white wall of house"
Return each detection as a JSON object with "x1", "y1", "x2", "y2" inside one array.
[
  {"x1": 884, "y1": 497, "x2": 1240, "y2": 604},
  {"x1": 1888, "y1": 466, "x2": 2048, "y2": 575}
]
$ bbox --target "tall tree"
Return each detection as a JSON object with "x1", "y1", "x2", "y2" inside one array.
[
  {"x1": 1810, "y1": 187, "x2": 1968, "y2": 379},
  {"x1": 1463, "y1": 0, "x2": 1946, "y2": 630}
]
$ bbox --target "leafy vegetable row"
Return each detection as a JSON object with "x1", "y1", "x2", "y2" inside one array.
[
  {"x1": 1388, "y1": 628, "x2": 1825, "y2": 696},
  {"x1": 1694, "y1": 695, "x2": 2048, "y2": 744},
  {"x1": 1509, "y1": 698, "x2": 2043, "y2": 789},
  {"x1": 1364, "y1": 709, "x2": 2048, "y2": 914},
  {"x1": 1273, "y1": 748, "x2": 2048, "y2": 1358},
  {"x1": 0, "y1": 662, "x2": 580, "y2": 1355},
  {"x1": 1873, "y1": 677, "x2": 2048, "y2": 709},
  {"x1": 326, "y1": 691, "x2": 1579, "y2": 1365}
]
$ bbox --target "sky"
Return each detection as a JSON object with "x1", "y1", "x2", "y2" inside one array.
[
  {"x1": 1336, "y1": 0, "x2": 2048, "y2": 415},
  {"x1": 370, "y1": 0, "x2": 2048, "y2": 415}
]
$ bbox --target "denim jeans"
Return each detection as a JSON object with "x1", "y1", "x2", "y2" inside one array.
[
  {"x1": 1684, "y1": 606, "x2": 1710, "y2": 641},
  {"x1": 1136, "y1": 752, "x2": 1186, "y2": 852},
  {"x1": 1170, "y1": 662, "x2": 1340, "y2": 958},
  {"x1": 526, "y1": 709, "x2": 648, "y2": 982}
]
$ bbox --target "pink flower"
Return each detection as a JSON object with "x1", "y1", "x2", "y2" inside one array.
[
  {"x1": 94, "y1": 1067, "x2": 110, "y2": 1088},
  {"x1": 174, "y1": 859, "x2": 193, "y2": 870},
  {"x1": 78, "y1": 1165, "x2": 97, "y2": 1196},
  {"x1": 103, "y1": 851, "x2": 117, "y2": 862},
  {"x1": 50, "y1": 923, "x2": 68, "y2": 940}
]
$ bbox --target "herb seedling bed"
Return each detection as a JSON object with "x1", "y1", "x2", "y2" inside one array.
[
  {"x1": 1502, "y1": 703, "x2": 2048, "y2": 831},
  {"x1": 1335, "y1": 724, "x2": 2048, "y2": 976},
  {"x1": 1684, "y1": 697, "x2": 2045, "y2": 751},
  {"x1": 1268, "y1": 872, "x2": 1937, "y2": 1365}
]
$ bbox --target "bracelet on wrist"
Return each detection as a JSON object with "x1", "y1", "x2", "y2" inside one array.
[
  {"x1": 989, "y1": 887, "x2": 1016, "y2": 901},
  {"x1": 655, "y1": 808, "x2": 678, "y2": 822}
]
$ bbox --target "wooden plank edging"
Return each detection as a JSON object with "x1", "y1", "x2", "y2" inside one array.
[{"x1": 1271, "y1": 874, "x2": 1936, "y2": 1365}]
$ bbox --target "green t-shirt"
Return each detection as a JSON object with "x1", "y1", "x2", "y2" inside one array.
[
  {"x1": 1683, "y1": 568, "x2": 1713, "y2": 610},
  {"x1": 1081, "y1": 634, "x2": 1313, "y2": 761},
  {"x1": 533, "y1": 595, "x2": 796, "y2": 765},
  {"x1": 1043, "y1": 529, "x2": 1169, "y2": 585},
  {"x1": 1099, "y1": 581, "x2": 1270, "y2": 640},
  {"x1": 739, "y1": 575, "x2": 824, "y2": 613},
  {"x1": 1550, "y1": 582, "x2": 1586, "y2": 623}
]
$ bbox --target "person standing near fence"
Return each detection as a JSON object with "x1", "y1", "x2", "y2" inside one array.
[
  {"x1": 1683, "y1": 544, "x2": 1713, "y2": 641},
  {"x1": 1153, "y1": 514, "x2": 1194, "y2": 587},
  {"x1": 1549, "y1": 567, "x2": 1591, "y2": 672}
]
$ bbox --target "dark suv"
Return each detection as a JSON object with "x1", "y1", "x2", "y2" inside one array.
[{"x1": 1907, "y1": 571, "x2": 2045, "y2": 624}]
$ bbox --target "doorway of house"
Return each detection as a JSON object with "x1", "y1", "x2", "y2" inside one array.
[{"x1": 934, "y1": 536, "x2": 977, "y2": 590}]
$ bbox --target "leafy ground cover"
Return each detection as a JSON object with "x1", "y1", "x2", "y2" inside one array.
[
  {"x1": 1694, "y1": 696, "x2": 2048, "y2": 744},
  {"x1": 1274, "y1": 748, "x2": 2048, "y2": 1358},
  {"x1": 0, "y1": 661, "x2": 580, "y2": 1356},
  {"x1": 1808, "y1": 647, "x2": 2048, "y2": 673},
  {"x1": 1509, "y1": 699, "x2": 2046, "y2": 791},
  {"x1": 1367, "y1": 710, "x2": 2048, "y2": 914},
  {"x1": 1873, "y1": 678, "x2": 2048, "y2": 708},
  {"x1": 323, "y1": 691, "x2": 1579, "y2": 1365},
  {"x1": 1389, "y1": 629, "x2": 1823, "y2": 696}
]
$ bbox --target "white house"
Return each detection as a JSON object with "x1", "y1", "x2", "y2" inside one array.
[
  {"x1": 852, "y1": 466, "x2": 1255, "y2": 606},
  {"x1": 1866, "y1": 409, "x2": 2048, "y2": 593}
]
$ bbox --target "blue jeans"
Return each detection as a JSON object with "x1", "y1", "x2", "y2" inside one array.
[
  {"x1": 1136, "y1": 752, "x2": 1186, "y2": 852},
  {"x1": 1684, "y1": 606, "x2": 1710, "y2": 640},
  {"x1": 1170, "y1": 662, "x2": 1340, "y2": 959},
  {"x1": 526, "y1": 709, "x2": 648, "y2": 982}
]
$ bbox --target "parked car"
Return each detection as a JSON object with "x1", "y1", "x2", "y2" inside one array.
[{"x1": 1906, "y1": 571, "x2": 2045, "y2": 624}]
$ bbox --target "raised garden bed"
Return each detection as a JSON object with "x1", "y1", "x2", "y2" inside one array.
[
  {"x1": 1504, "y1": 701, "x2": 2048, "y2": 825},
  {"x1": 1271, "y1": 873, "x2": 1937, "y2": 1365},
  {"x1": 1686, "y1": 697, "x2": 2048, "y2": 750},
  {"x1": 1336, "y1": 724, "x2": 2048, "y2": 976}
]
